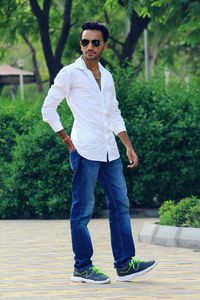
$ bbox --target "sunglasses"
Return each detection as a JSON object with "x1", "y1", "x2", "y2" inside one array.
[{"x1": 80, "y1": 39, "x2": 102, "y2": 47}]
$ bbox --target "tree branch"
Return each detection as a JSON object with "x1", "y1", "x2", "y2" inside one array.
[
  {"x1": 109, "y1": 36, "x2": 123, "y2": 46},
  {"x1": 29, "y1": 0, "x2": 56, "y2": 84},
  {"x1": 103, "y1": 9, "x2": 110, "y2": 25},
  {"x1": 55, "y1": 0, "x2": 72, "y2": 66},
  {"x1": 108, "y1": 37, "x2": 122, "y2": 59},
  {"x1": 21, "y1": 33, "x2": 43, "y2": 92},
  {"x1": 120, "y1": 10, "x2": 150, "y2": 65},
  {"x1": 29, "y1": 0, "x2": 43, "y2": 20},
  {"x1": 43, "y1": 0, "x2": 51, "y2": 18},
  {"x1": 100, "y1": 57, "x2": 114, "y2": 70}
]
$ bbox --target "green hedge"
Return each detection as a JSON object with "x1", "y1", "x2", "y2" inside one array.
[
  {"x1": 0, "y1": 68, "x2": 200, "y2": 218},
  {"x1": 114, "y1": 68, "x2": 200, "y2": 207},
  {"x1": 159, "y1": 196, "x2": 200, "y2": 228}
]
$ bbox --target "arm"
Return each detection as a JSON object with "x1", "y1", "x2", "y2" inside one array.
[
  {"x1": 41, "y1": 67, "x2": 75, "y2": 151},
  {"x1": 109, "y1": 74, "x2": 138, "y2": 168},
  {"x1": 118, "y1": 131, "x2": 138, "y2": 168},
  {"x1": 56, "y1": 129, "x2": 75, "y2": 152}
]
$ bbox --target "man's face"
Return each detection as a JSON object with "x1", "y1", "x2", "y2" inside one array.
[{"x1": 80, "y1": 29, "x2": 107, "y2": 61}]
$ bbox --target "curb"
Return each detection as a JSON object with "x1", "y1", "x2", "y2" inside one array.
[
  {"x1": 98, "y1": 209, "x2": 159, "y2": 218},
  {"x1": 138, "y1": 223, "x2": 200, "y2": 249}
]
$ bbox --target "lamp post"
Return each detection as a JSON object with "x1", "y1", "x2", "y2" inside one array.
[
  {"x1": 144, "y1": 29, "x2": 150, "y2": 81},
  {"x1": 17, "y1": 58, "x2": 24, "y2": 100},
  {"x1": 164, "y1": 66, "x2": 170, "y2": 89}
]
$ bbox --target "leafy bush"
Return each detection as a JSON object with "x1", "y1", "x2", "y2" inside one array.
[
  {"x1": 159, "y1": 200, "x2": 176, "y2": 226},
  {"x1": 159, "y1": 196, "x2": 200, "y2": 227},
  {"x1": 114, "y1": 67, "x2": 200, "y2": 207},
  {"x1": 0, "y1": 97, "x2": 41, "y2": 162},
  {"x1": 0, "y1": 159, "x2": 19, "y2": 219},
  {"x1": 186, "y1": 203, "x2": 200, "y2": 228},
  {"x1": 0, "y1": 97, "x2": 105, "y2": 219},
  {"x1": 1, "y1": 122, "x2": 72, "y2": 218},
  {"x1": 0, "y1": 67, "x2": 200, "y2": 218}
]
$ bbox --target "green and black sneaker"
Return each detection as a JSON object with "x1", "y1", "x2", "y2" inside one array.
[
  {"x1": 71, "y1": 265, "x2": 111, "y2": 284},
  {"x1": 117, "y1": 257, "x2": 157, "y2": 282}
]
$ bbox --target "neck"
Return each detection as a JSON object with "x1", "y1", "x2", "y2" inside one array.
[{"x1": 82, "y1": 56, "x2": 99, "y2": 70}]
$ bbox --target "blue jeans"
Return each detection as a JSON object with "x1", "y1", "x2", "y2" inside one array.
[{"x1": 69, "y1": 150, "x2": 135, "y2": 269}]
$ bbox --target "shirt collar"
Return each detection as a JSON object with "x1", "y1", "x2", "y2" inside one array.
[{"x1": 74, "y1": 56, "x2": 105, "y2": 73}]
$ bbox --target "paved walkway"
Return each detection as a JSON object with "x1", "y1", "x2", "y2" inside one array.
[{"x1": 0, "y1": 218, "x2": 200, "y2": 300}]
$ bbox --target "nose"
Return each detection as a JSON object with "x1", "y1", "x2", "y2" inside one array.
[{"x1": 87, "y1": 41, "x2": 95, "y2": 50}]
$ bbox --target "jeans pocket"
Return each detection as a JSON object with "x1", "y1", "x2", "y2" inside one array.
[{"x1": 69, "y1": 150, "x2": 80, "y2": 172}]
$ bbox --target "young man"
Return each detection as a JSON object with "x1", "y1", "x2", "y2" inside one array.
[{"x1": 42, "y1": 21, "x2": 156, "y2": 284}]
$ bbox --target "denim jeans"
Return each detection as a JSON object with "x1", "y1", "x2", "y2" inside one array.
[{"x1": 69, "y1": 150, "x2": 135, "y2": 269}]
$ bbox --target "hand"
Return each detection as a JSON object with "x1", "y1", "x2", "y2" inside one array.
[
  {"x1": 63, "y1": 136, "x2": 76, "y2": 152},
  {"x1": 68, "y1": 144, "x2": 76, "y2": 152},
  {"x1": 126, "y1": 147, "x2": 138, "y2": 168}
]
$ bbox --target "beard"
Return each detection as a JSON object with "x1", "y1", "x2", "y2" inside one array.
[{"x1": 83, "y1": 48, "x2": 104, "y2": 61}]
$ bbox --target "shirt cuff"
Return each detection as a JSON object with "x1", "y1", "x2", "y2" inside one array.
[
  {"x1": 49, "y1": 121, "x2": 64, "y2": 132},
  {"x1": 114, "y1": 124, "x2": 126, "y2": 136}
]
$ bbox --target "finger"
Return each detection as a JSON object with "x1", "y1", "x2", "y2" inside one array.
[
  {"x1": 127, "y1": 159, "x2": 138, "y2": 168},
  {"x1": 127, "y1": 162, "x2": 135, "y2": 168},
  {"x1": 127, "y1": 164, "x2": 135, "y2": 168}
]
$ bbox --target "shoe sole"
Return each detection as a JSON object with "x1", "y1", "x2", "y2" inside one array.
[
  {"x1": 71, "y1": 276, "x2": 111, "y2": 284},
  {"x1": 117, "y1": 261, "x2": 157, "y2": 282}
]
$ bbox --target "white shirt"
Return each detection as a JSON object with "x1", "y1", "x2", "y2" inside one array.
[{"x1": 41, "y1": 56, "x2": 126, "y2": 162}]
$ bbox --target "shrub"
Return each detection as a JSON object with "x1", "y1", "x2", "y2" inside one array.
[
  {"x1": 0, "y1": 159, "x2": 19, "y2": 218},
  {"x1": 159, "y1": 196, "x2": 200, "y2": 227},
  {"x1": 159, "y1": 200, "x2": 176, "y2": 226},
  {"x1": 4, "y1": 122, "x2": 72, "y2": 218},
  {"x1": 186, "y1": 203, "x2": 200, "y2": 228},
  {"x1": 114, "y1": 67, "x2": 200, "y2": 207},
  {"x1": 0, "y1": 97, "x2": 41, "y2": 162},
  {"x1": 0, "y1": 97, "x2": 104, "y2": 219},
  {"x1": 0, "y1": 67, "x2": 200, "y2": 218},
  {"x1": 173, "y1": 196, "x2": 199, "y2": 226}
]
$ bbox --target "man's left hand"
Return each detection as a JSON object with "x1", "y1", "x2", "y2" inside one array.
[{"x1": 126, "y1": 147, "x2": 138, "y2": 168}]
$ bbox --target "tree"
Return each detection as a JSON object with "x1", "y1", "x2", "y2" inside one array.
[
  {"x1": 29, "y1": 0, "x2": 72, "y2": 85},
  {"x1": 0, "y1": 0, "x2": 44, "y2": 92},
  {"x1": 105, "y1": 0, "x2": 200, "y2": 68},
  {"x1": 1, "y1": 0, "x2": 200, "y2": 85}
]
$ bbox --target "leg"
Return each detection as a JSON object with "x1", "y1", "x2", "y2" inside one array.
[
  {"x1": 70, "y1": 152, "x2": 100, "y2": 269},
  {"x1": 98, "y1": 158, "x2": 135, "y2": 268}
]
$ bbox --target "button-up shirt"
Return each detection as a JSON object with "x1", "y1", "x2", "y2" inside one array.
[{"x1": 41, "y1": 56, "x2": 126, "y2": 162}]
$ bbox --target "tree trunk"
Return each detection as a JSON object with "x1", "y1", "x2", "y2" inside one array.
[
  {"x1": 21, "y1": 34, "x2": 44, "y2": 93},
  {"x1": 29, "y1": 0, "x2": 56, "y2": 85},
  {"x1": 29, "y1": 0, "x2": 72, "y2": 85},
  {"x1": 54, "y1": 0, "x2": 72, "y2": 67},
  {"x1": 120, "y1": 11, "x2": 150, "y2": 66},
  {"x1": 149, "y1": 34, "x2": 170, "y2": 73}
]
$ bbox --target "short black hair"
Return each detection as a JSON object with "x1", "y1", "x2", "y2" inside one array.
[{"x1": 80, "y1": 21, "x2": 109, "y2": 42}]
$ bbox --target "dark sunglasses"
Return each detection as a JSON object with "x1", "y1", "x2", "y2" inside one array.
[{"x1": 80, "y1": 39, "x2": 102, "y2": 47}]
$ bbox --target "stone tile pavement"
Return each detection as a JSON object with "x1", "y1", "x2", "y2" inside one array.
[{"x1": 0, "y1": 218, "x2": 200, "y2": 300}]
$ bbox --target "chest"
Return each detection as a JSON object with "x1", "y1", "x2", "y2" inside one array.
[{"x1": 71, "y1": 70, "x2": 113, "y2": 97}]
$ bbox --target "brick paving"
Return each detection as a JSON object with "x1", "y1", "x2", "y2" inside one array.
[{"x1": 0, "y1": 218, "x2": 200, "y2": 300}]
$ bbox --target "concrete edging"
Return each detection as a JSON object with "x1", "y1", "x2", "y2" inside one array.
[{"x1": 138, "y1": 223, "x2": 200, "y2": 249}]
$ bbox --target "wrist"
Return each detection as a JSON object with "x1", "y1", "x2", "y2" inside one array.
[
  {"x1": 62, "y1": 136, "x2": 70, "y2": 144},
  {"x1": 126, "y1": 145, "x2": 133, "y2": 151}
]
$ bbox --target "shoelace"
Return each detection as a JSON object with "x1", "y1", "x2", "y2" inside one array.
[
  {"x1": 90, "y1": 266, "x2": 106, "y2": 275},
  {"x1": 129, "y1": 257, "x2": 143, "y2": 270}
]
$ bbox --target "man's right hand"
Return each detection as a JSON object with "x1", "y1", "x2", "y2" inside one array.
[
  {"x1": 56, "y1": 130, "x2": 76, "y2": 152},
  {"x1": 63, "y1": 136, "x2": 76, "y2": 152}
]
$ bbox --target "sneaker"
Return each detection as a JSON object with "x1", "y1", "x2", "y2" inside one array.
[
  {"x1": 116, "y1": 257, "x2": 157, "y2": 282},
  {"x1": 71, "y1": 265, "x2": 111, "y2": 284}
]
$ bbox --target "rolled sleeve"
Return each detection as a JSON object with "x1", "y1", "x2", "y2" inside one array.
[
  {"x1": 41, "y1": 67, "x2": 71, "y2": 132},
  {"x1": 111, "y1": 98, "x2": 126, "y2": 135},
  {"x1": 109, "y1": 76, "x2": 126, "y2": 135}
]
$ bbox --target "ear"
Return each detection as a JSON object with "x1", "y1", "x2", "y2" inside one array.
[{"x1": 103, "y1": 42, "x2": 108, "y2": 50}]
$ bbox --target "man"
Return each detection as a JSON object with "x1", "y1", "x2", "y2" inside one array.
[{"x1": 42, "y1": 21, "x2": 156, "y2": 284}]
